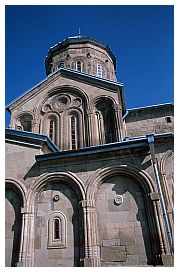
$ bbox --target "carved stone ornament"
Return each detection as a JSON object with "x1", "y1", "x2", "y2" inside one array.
[
  {"x1": 52, "y1": 95, "x2": 71, "y2": 112},
  {"x1": 114, "y1": 195, "x2": 123, "y2": 206},
  {"x1": 72, "y1": 98, "x2": 82, "y2": 107},
  {"x1": 53, "y1": 195, "x2": 60, "y2": 202},
  {"x1": 42, "y1": 103, "x2": 52, "y2": 113}
]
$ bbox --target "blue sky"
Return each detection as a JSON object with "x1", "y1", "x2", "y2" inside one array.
[{"x1": 5, "y1": 5, "x2": 174, "y2": 127}]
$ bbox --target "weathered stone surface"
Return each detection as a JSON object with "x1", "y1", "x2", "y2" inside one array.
[
  {"x1": 48, "y1": 249, "x2": 62, "y2": 259},
  {"x1": 5, "y1": 33, "x2": 174, "y2": 267},
  {"x1": 101, "y1": 246, "x2": 127, "y2": 262},
  {"x1": 102, "y1": 239, "x2": 121, "y2": 247},
  {"x1": 149, "y1": 192, "x2": 160, "y2": 201},
  {"x1": 126, "y1": 254, "x2": 140, "y2": 266}
]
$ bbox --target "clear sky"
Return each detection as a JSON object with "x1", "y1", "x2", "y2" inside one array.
[{"x1": 5, "y1": 5, "x2": 174, "y2": 127}]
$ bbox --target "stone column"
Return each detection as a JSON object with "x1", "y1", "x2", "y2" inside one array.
[
  {"x1": 113, "y1": 105, "x2": 125, "y2": 141},
  {"x1": 83, "y1": 199, "x2": 100, "y2": 266},
  {"x1": 17, "y1": 207, "x2": 35, "y2": 267},
  {"x1": 151, "y1": 194, "x2": 169, "y2": 255},
  {"x1": 31, "y1": 119, "x2": 39, "y2": 134},
  {"x1": 86, "y1": 109, "x2": 97, "y2": 147}
]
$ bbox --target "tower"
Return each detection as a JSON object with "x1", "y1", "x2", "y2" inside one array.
[{"x1": 7, "y1": 36, "x2": 126, "y2": 151}]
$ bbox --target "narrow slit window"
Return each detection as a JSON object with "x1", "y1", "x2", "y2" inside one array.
[
  {"x1": 54, "y1": 218, "x2": 60, "y2": 240},
  {"x1": 49, "y1": 119, "x2": 54, "y2": 141},
  {"x1": 76, "y1": 61, "x2": 82, "y2": 72},
  {"x1": 97, "y1": 63, "x2": 102, "y2": 78},
  {"x1": 71, "y1": 116, "x2": 77, "y2": 150}
]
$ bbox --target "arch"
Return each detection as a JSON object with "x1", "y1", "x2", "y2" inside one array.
[
  {"x1": 28, "y1": 172, "x2": 85, "y2": 267},
  {"x1": 90, "y1": 96, "x2": 119, "y2": 144},
  {"x1": 90, "y1": 95, "x2": 117, "y2": 110},
  {"x1": 159, "y1": 150, "x2": 174, "y2": 218},
  {"x1": 62, "y1": 106, "x2": 85, "y2": 150},
  {"x1": 27, "y1": 172, "x2": 86, "y2": 209},
  {"x1": 86, "y1": 164, "x2": 156, "y2": 200},
  {"x1": 86, "y1": 164, "x2": 162, "y2": 266},
  {"x1": 41, "y1": 111, "x2": 60, "y2": 146},
  {"x1": 160, "y1": 150, "x2": 173, "y2": 174},
  {"x1": 5, "y1": 177, "x2": 27, "y2": 207},
  {"x1": 47, "y1": 85, "x2": 89, "y2": 106},
  {"x1": 48, "y1": 211, "x2": 67, "y2": 248},
  {"x1": 13, "y1": 111, "x2": 34, "y2": 132},
  {"x1": 5, "y1": 178, "x2": 26, "y2": 266},
  {"x1": 35, "y1": 85, "x2": 89, "y2": 123}
]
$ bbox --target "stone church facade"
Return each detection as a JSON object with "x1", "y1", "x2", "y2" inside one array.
[{"x1": 5, "y1": 36, "x2": 174, "y2": 267}]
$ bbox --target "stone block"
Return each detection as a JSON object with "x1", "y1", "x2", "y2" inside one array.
[
  {"x1": 120, "y1": 229, "x2": 135, "y2": 246},
  {"x1": 162, "y1": 254, "x2": 174, "y2": 266},
  {"x1": 101, "y1": 246, "x2": 127, "y2": 262},
  {"x1": 102, "y1": 239, "x2": 121, "y2": 247},
  {"x1": 126, "y1": 245, "x2": 139, "y2": 255},
  {"x1": 35, "y1": 236, "x2": 41, "y2": 249},
  {"x1": 62, "y1": 246, "x2": 73, "y2": 258},
  {"x1": 126, "y1": 254, "x2": 140, "y2": 266},
  {"x1": 149, "y1": 192, "x2": 160, "y2": 201},
  {"x1": 96, "y1": 200, "x2": 108, "y2": 212},
  {"x1": 48, "y1": 249, "x2": 62, "y2": 259}
]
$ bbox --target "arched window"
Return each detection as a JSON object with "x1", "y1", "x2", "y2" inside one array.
[
  {"x1": 48, "y1": 212, "x2": 67, "y2": 248},
  {"x1": 16, "y1": 114, "x2": 33, "y2": 132},
  {"x1": 42, "y1": 112, "x2": 60, "y2": 147},
  {"x1": 97, "y1": 63, "x2": 102, "y2": 78},
  {"x1": 76, "y1": 61, "x2": 82, "y2": 72},
  {"x1": 95, "y1": 100, "x2": 117, "y2": 144},
  {"x1": 71, "y1": 115, "x2": 78, "y2": 150},
  {"x1": 54, "y1": 218, "x2": 60, "y2": 240},
  {"x1": 49, "y1": 119, "x2": 55, "y2": 141}
]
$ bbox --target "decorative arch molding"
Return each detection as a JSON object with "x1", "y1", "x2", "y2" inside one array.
[
  {"x1": 41, "y1": 111, "x2": 60, "y2": 146},
  {"x1": 160, "y1": 150, "x2": 173, "y2": 174},
  {"x1": 47, "y1": 85, "x2": 89, "y2": 106},
  {"x1": 12, "y1": 111, "x2": 34, "y2": 132},
  {"x1": 85, "y1": 164, "x2": 166, "y2": 265},
  {"x1": 34, "y1": 85, "x2": 89, "y2": 117},
  {"x1": 27, "y1": 172, "x2": 86, "y2": 209},
  {"x1": 5, "y1": 177, "x2": 27, "y2": 207},
  {"x1": 13, "y1": 110, "x2": 35, "y2": 120},
  {"x1": 86, "y1": 164, "x2": 156, "y2": 201},
  {"x1": 90, "y1": 95, "x2": 117, "y2": 110},
  {"x1": 159, "y1": 150, "x2": 174, "y2": 215}
]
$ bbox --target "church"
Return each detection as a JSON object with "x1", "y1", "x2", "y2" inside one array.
[{"x1": 5, "y1": 35, "x2": 174, "y2": 267}]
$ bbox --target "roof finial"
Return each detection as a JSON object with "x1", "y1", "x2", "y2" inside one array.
[{"x1": 78, "y1": 27, "x2": 81, "y2": 36}]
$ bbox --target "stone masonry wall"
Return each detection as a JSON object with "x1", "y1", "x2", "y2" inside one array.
[
  {"x1": 95, "y1": 176, "x2": 153, "y2": 266},
  {"x1": 125, "y1": 105, "x2": 173, "y2": 138}
]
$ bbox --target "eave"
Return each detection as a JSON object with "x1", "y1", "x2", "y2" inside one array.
[
  {"x1": 35, "y1": 132, "x2": 173, "y2": 163},
  {"x1": 5, "y1": 128, "x2": 60, "y2": 153}
]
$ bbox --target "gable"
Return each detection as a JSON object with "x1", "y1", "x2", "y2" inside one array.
[{"x1": 6, "y1": 67, "x2": 125, "y2": 114}]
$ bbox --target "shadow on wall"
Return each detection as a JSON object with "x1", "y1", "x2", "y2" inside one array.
[
  {"x1": 43, "y1": 182, "x2": 84, "y2": 267},
  {"x1": 111, "y1": 177, "x2": 162, "y2": 266},
  {"x1": 5, "y1": 189, "x2": 23, "y2": 267}
]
